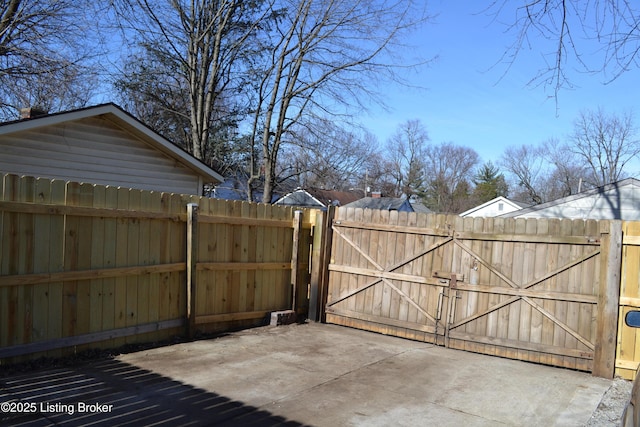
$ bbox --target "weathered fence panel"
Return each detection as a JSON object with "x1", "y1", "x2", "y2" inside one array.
[
  {"x1": 324, "y1": 207, "x2": 621, "y2": 377},
  {"x1": 0, "y1": 174, "x2": 314, "y2": 363}
]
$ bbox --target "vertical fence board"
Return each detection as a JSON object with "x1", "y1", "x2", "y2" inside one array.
[
  {"x1": 530, "y1": 218, "x2": 548, "y2": 362},
  {"x1": 542, "y1": 219, "x2": 561, "y2": 366},
  {"x1": 137, "y1": 191, "x2": 152, "y2": 333},
  {"x1": 232, "y1": 201, "x2": 243, "y2": 314},
  {"x1": 462, "y1": 217, "x2": 478, "y2": 349},
  {"x1": 147, "y1": 191, "x2": 162, "y2": 342},
  {"x1": 62, "y1": 182, "x2": 81, "y2": 340},
  {"x1": 186, "y1": 203, "x2": 198, "y2": 338},
  {"x1": 252, "y1": 203, "x2": 264, "y2": 312},
  {"x1": 157, "y1": 193, "x2": 171, "y2": 326},
  {"x1": 31, "y1": 178, "x2": 52, "y2": 344},
  {"x1": 15, "y1": 176, "x2": 33, "y2": 346},
  {"x1": 246, "y1": 203, "x2": 258, "y2": 314},
  {"x1": 113, "y1": 187, "x2": 130, "y2": 348},
  {"x1": 101, "y1": 187, "x2": 118, "y2": 336},
  {"x1": 89, "y1": 184, "x2": 106, "y2": 337},
  {"x1": 125, "y1": 190, "x2": 141, "y2": 338},
  {"x1": 506, "y1": 219, "x2": 525, "y2": 355},
  {"x1": 353, "y1": 208, "x2": 366, "y2": 317},
  {"x1": 495, "y1": 218, "x2": 514, "y2": 357},
  {"x1": 196, "y1": 199, "x2": 210, "y2": 320},
  {"x1": 397, "y1": 212, "x2": 411, "y2": 328}
]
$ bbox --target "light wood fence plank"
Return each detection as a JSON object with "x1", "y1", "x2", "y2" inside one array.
[
  {"x1": 353, "y1": 208, "x2": 367, "y2": 316},
  {"x1": 101, "y1": 187, "x2": 118, "y2": 336},
  {"x1": 32, "y1": 178, "x2": 52, "y2": 345},
  {"x1": 530, "y1": 219, "x2": 549, "y2": 349},
  {"x1": 371, "y1": 209, "x2": 384, "y2": 318},
  {"x1": 147, "y1": 191, "x2": 162, "y2": 342},
  {"x1": 246, "y1": 203, "x2": 258, "y2": 314},
  {"x1": 113, "y1": 187, "x2": 130, "y2": 348},
  {"x1": 89, "y1": 184, "x2": 106, "y2": 339}
]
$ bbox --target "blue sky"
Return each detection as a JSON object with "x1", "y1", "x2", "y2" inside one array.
[{"x1": 360, "y1": 1, "x2": 640, "y2": 169}]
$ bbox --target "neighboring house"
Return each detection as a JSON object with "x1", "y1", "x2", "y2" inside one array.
[
  {"x1": 210, "y1": 176, "x2": 252, "y2": 201},
  {"x1": 459, "y1": 196, "x2": 531, "y2": 218},
  {"x1": 343, "y1": 193, "x2": 430, "y2": 213},
  {"x1": 274, "y1": 188, "x2": 363, "y2": 209},
  {"x1": 500, "y1": 178, "x2": 640, "y2": 220},
  {"x1": 0, "y1": 103, "x2": 223, "y2": 195},
  {"x1": 409, "y1": 199, "x2": 432, "y2": 214}
]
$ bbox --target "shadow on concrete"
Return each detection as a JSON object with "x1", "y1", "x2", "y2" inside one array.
[{"x1": 0, "y1": 358, "x2": 307, "y2": 426}]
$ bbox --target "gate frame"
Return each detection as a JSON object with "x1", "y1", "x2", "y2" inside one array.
[{"x1": 310, "y1": 209, "x2": 622, "y2": 379}]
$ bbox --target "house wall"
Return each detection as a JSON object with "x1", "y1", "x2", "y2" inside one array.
[
  {"x1": 0, "y1": 116, "x2": 202, "y2": 194},
  {"x1": 463, "y1": 202, "x2": 520, "y2": 217},
  {"x1": 514, "y1": 186, "x2": 640, "y2": 220}
]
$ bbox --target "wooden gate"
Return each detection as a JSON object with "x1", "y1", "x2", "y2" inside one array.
[{"x1": 325, "y1": 208, "x2": 620, "y2": 376}]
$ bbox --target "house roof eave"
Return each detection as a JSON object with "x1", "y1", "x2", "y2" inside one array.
[{"x1": 0, "y1": 103, "x2": 224, "y2": 184}]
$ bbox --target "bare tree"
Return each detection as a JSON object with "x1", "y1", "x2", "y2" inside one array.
[
  {"x1": 385, "y1": 119, "x2": 430, "y2": 198},
  {"x1": 569, "y1": 107, "x2": 639, "y2": 187},
  {"x1": 423, "y1": 142, "x2": 479, "y2": 213},
  {"x1": 359, "y1": 151, "x2": 399, "y2": 198},
  {"x1": 500, "y1": 144, "x2": 546, "y2": 204},
  {"x1": 281, "y1": 121, "x2": 379, "y2": 191},
  {"x1": 246, "y1": 0, "x2": 430, "y2": 203},
  {"x1": 488, "y1": 1, "x2": 640, "y2": 96},
  {"x1": 0, "y1": 0, "x2": 97, "y2": 120},
  {"x1": 540, "y1": 138, "x2": 589, "y2": 197}
]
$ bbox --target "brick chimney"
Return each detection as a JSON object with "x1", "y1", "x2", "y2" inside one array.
[
  {"x1": 20, "y1": 107, "x2": 48, "y2": 120},
  {"x1": 371, "y1": 191, "x2": 382, "y2": 198}
]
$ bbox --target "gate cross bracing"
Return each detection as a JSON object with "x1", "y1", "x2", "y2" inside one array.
[{"x1": 324, "y1": 208, "x2": 618, "y2": 376}]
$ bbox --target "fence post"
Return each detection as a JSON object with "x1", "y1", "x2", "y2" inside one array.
[
  {"x1": 308, "y1": 206, "x2": 335, "y2": 322},
  {"x1": 291, "y1": 210, "x2": 303, "y2": 313},
  {"x1": 186, "y1": 203, "x2": 198, "y2": 339},
  {"x1": 593, "y1": 220, "x2": 622, "y2": 378}
]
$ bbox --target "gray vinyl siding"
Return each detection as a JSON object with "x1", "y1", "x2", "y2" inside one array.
[
  {"x1": 0, "y1": 116, "x2": 202, "y2": 194},
  {"x1": 510, "y1": 184, "x2": 640, "y2": 220}
]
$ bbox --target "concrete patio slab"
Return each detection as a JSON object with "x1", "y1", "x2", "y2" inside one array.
[{"x1": 0, "y1": 322, "x2": 618, "y2": 426}]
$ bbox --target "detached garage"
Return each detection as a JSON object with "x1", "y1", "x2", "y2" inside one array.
[{"x1": 0, "y1": 103, "x2": 223, "y2": 195}]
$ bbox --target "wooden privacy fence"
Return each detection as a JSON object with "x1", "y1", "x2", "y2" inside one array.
[
  {"x1": 320, "y1": 207, "x2": 621, "y2": 378},
  {"x1": 0, "y1": 174, "x2": 314, "y2": 363},
  {"x1": 5, "y1": 172, "x2": 640, "y2": 380}
]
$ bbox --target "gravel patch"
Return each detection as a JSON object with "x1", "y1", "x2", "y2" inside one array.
[{"x1": 586, "y1": 377, "x2": 633, "y2": 426}]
